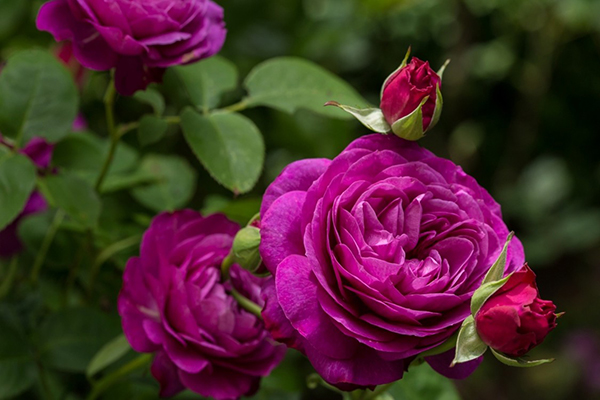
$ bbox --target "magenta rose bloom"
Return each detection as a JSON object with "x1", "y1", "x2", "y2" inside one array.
[
  {"x1": 475, "y1": 264, "x2": 557, "y2": 357},
  {"x1": 259, "y1": 134, "x2": 524, "y2": 388},
  {"x1": 380, "y1": 57, "x2": 441, "y2": 132},
  {"x1": 0, "y1": 137, "x2": 53, "y2": 258},
  {"x1": 118, "y1": 210, "x2": 285, "y2": 400},
  {"x1": 36, "y1": 0, "x2": 227, "y2": 96}
]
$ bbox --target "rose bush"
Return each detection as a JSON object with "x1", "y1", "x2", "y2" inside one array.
[
  {"x1": 0, "y1": 137, "x2": 53, "y2": 258},
  {"x1": 118, "y1": 210, "x2": 285, "y2": 400},
  {"x1": 475, "y1": 264, "x2": 557, "y2": 357},
  {"x1": 260, "y1": 134, "x2": 525, "y2": 388},
  {"x1": 37, "y1": 0, "x2": 227, "y2": 95}
]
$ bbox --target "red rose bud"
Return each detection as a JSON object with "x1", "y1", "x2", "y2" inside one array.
[
  {"x1": 474, "y1": 264, "x2": 558, "y2": 357},
  {"x1": 380, "y1": 52, "x2": 444, "y2": 140}
]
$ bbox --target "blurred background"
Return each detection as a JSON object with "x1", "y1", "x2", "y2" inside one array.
[{"x1": 2, "y1": 0, "x2": 600, "y2": 399}]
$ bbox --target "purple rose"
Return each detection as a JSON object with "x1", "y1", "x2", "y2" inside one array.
[
  {"x1": 475, "y1": 264, "x2": 557, "y2": 357},
  {"x1": 0, "y1": 137, "x2": 53, "y2": 258},
  {"x1": 259, "y1": 134, "x2": 524, "y2": 388},
  {"x1": 36, "y1": 0, "x2": 227, "y2": 96},
  {"x1": 118, "y1": 210, "x2": 285, "y2": 400},
  {"x1": 380, "y1": 57, "x2": 441, "y2": 132}
]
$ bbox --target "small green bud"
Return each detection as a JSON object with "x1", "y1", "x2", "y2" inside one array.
[{"x1": 231, "y1": 225, "x2": 262, "y2": 273}]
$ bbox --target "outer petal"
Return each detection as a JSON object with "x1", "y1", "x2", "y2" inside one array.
[
  {"x1": 305, "y1": 342, "x2": 406, "y2": 388},
  {"x1": 36, "y1": 0, "x2": 118, "y2": 70},
  {"x1": 276, "y1": 255, "x2": 358, "y2": 359},
  {"x1": 118, "y1": 257, "x2": 159, "y2": 353},
  {"x1": 261, "y1": 277, "x2": 305, "y2": 352},
  {"x1": 151, "y1": 351, "x2": 185, "y2": 397},
  {"x1": 179, "y1": 365, "x2": 258, "y2": 400},
  {"x1": 259, "y1": 191, "x2": 307, "y2": 273},
  {"x1": 260, "y1": 158, "x2": 330, "y2": 216},
  {"x1": 425, "y1": 348, "x2": 483, "y2": 379}
]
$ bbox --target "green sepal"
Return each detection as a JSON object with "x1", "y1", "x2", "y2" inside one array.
[
  {"x1": 418, "y1": 331, "x2": 458, "y2": 359},
  {"x1": 437, "y1": 59, "x2": 451, "y2": 81},
  {"x1": 231, "y1": 225, "x2": 262, "y2": 273},
  {"x1": 482, "y1": 232, "x2": 514, "y2": 285},
  {"x1": 409, "y1": 331, "x2": 458, "y2": 368},
  {"x1": 428, "y1": 84, "x2": 443, "y2": 131},
  {"x1": 380, "y1": 47, "x2": 411, "y2": 100},
  {"x1": 324, "y1": 102, "x2": 390, "y2": 134},
  {"x1": 491, "y1": 348, "x2": 555, "y2": 368},
  {"x1": 451, "y1": 315, "x2": 488, "y2": 367},
  {"x1": 470, "y1": 274, "x2": 512, "y2": 316},
  {"x1": 390, "y1": 96, "x2": 428, "y2": 141}
]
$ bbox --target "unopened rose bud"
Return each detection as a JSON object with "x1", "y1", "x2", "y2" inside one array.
[
  {"x1": 474, "y1": 264, "x2": 558, "y2": 357},
  {"x1": 231, "y1": 225, "x2": 263, "y2": 273},
  {"x1": 380, "y1": 51, "x2": 445, "y2": 140}
]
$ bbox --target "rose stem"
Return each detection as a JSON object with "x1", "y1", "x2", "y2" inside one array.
[
  {"x1": 94, "y1": 75, "x2": 119, "y2": 192},
  {"x1": 86, "y1": 353, "x2": 153, "y2": 400},
  {"x1": 30, "y1": 209, "x2": 65, "y2": 284}
]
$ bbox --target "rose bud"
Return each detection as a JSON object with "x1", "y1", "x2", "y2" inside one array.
[
  {"x1": 380, "y1": 51, "x2": 444, "y2": 140},
  {"x1": 36, "y1": 0, "x2": 226, "y2": 96},
  {"x1": 474, "y1": 264, "x2": 558, "y2": 357}
]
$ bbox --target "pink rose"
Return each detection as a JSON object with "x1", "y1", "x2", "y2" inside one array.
[{"x1": 36, "y1": 0, "x2": 226, "y2": 96}]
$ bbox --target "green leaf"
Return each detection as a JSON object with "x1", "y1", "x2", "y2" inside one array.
[
  {"x1": 481, "y1": 232, "x2": 514, "y2": 285},
  {"x1": 100, "y1": 169, "x2": 157, "y2": 194},
  {"x1": 137, "y1": 115, "x2": 168, "y2": 147},
  {"x1": 470, "y1": 275, "x2": 511, "y2": 316},
  {"x1": 133, "y1": 87, "x2": 165, "y2": 115},
  {"x1": 0, "y1": 315, "x2": 36, "y2": 399},
  {"x1": 390, "y1": 97, "x2": 427, "y2": 141},
  {"x1": 490, "y1": 348, "x2": 554, "y2": 368},
  {"x1": 451, "y1": 315, "x2": 488, "y2": 366},
  {"x1": 39, "y1": 172, "x2": 101, "y2": 229},
  {"x1": 130, "y1": 154, "x2": 197, "y2": 212},
  {"x1": 244, "y1": 57, "x2": 369, "y2": 119},
  {"x1": 52, "y1": 134, "x2": 138, "y2": 178},
  {"x1": 0, "y1": 0, "x2": 27, "y2": 42},
  {"x1": 0, "y1": 153, "x2": 37, "y2": 230},
  {"x1": 171, "y1": 55, "x2": 238, "y2": 111},
  {"x1": 38, "y1": 308, "x2": 121, "y2": 373},
  {"x1": 0, "y1": 50, "x2": 78, "y2": 145},
  {"x1": 181, "y1": 109, "x2": 264, "y2": 194},
  {"x1": 387, "y1": 363, "x2": 461, "y2": 400},
  {"x1": 86, "y1": 335, "x2": 132, "y2": 378},
  {"x1": 202, "y1": 195, "x2": 263, "y2": 225},
  {"x1": 324, "y1": 102, "x2": 391, "y2": 133}
]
